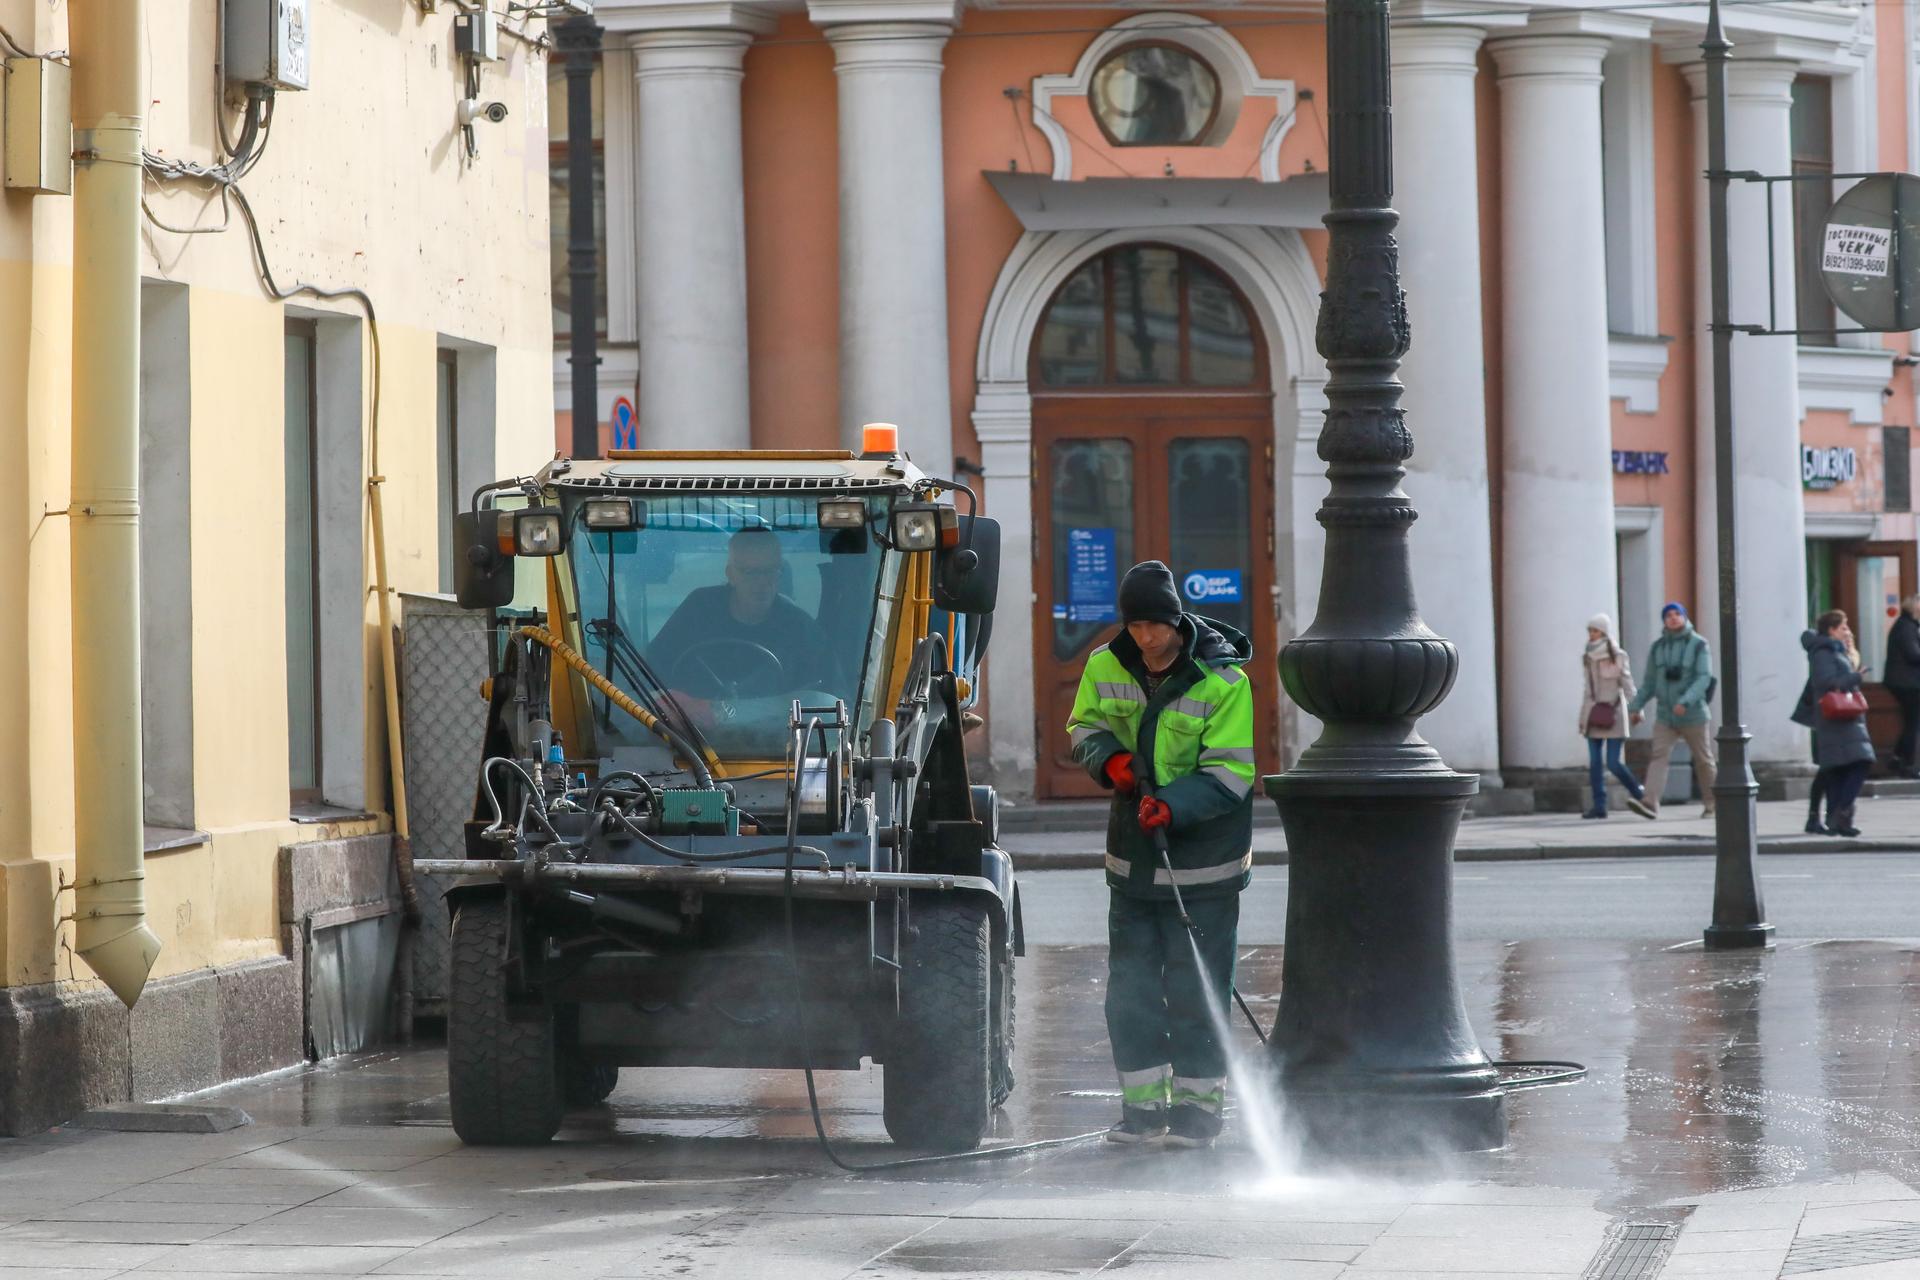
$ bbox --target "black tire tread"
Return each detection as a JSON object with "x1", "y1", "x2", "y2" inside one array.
[
  {"x1": 448, "y1": 900, "x2": 563, "y2": 1146},
  {"x1": 883, "y1": 898, "x2": 992, "y2": 1151}
]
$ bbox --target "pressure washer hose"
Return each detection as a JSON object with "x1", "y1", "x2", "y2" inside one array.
[{"x1": 780, "y1": 716, "x2": 1107, "y2": 1173}]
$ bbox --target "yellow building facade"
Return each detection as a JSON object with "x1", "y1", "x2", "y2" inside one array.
[{"x1": 0, "y1": 0, "x2": 553, "y2": 1132}]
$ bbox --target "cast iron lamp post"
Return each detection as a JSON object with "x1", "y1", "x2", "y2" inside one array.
[
  {"x1": 1261, "y1": 0, "x2": 1507, "y2": 1152},
  {"x1": 558, "y1": 14, "x2": 604, "y2": 462},
  {"x1": 1699, "y1": 0, "x2": 1773, "y2": 951}
]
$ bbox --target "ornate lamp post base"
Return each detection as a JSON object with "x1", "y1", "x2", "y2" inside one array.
[
  {"x1": 1265, "y1": 773, "x2": 1507, "y2": 1154},
  {"x1": 1260, "y1": 0, "x2": 1508, "y2": 1156}
]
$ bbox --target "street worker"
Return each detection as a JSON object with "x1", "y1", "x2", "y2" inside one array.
[
  {"x1": 1066, "y1": 560, "x2": 1256, "y2": 1150},
  {"x1": 1628, "y1": 602, "x2": 1719, "y2": 818}
]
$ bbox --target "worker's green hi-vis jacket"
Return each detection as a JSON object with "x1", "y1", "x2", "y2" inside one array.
[{"x1": 1067, "y1": 616, "x2": 1256, "y2": 901}]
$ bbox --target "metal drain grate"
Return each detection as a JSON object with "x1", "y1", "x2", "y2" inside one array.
[
  {"x1": 1783, "y1": 1223, "x2": 1920, "y2": 1274},
  {"x1": 1584, "y1": 1223, "x2": 1682, "y2": 1280}
]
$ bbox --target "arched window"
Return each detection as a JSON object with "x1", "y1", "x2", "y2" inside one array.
[
  {"x1": 1033, "y1": 246, "x2": 1259, "y2": 389},
  {"x1": 1089, "y1": 43, "x2": 1221, "y2": 147}
]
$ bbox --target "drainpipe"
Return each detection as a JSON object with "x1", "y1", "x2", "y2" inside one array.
[{"x1": 69, "y1": 0, "x2": 160, "y2": 1008}]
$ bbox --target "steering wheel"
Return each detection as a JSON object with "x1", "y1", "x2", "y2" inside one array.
[{"x1": 669, "y1": 638, "x2": 789, "y2": 700}]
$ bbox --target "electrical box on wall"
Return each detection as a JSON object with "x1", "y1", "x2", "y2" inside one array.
[
  {"x1": 3, "y1": 57, "x2": 72, "y2": 195},
  {"x1": 224, "y1": 0, "x2": 312, "y2": 90},
  {"x1": 454, "y1": 12, "x2": 500, "y2": 63}
]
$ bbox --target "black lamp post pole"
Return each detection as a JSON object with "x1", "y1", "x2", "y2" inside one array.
[
  {"x1": 558, "y1": 15, "x2": 603, "y2": 462},
  {"x1": 1701, "y1": 0, "x2": 1773, "y2": 950},
  {"x1": 1261, "y1": 0, "x2": 1506, "y2": 1152}
]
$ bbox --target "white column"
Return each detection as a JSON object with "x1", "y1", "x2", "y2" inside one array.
[
  {"x1": 1489, "y1": 28, "x2": 1621, "y2": 773},
  {"x1": 1390, "y1": 22, "x2": 1501, "y2": 777},
  {"x1": 812, "y1": 1, "x2": 957, "y2": 475},
  {"x1": 628, "y1": 13, "x2": 770, "y2": 449},
  {"x1": 1679, "y1": 53, "x2": 1806, "y2": 763},
  {"x1": 974, "y1": 386, "x2": 1035, "y2": 799}
]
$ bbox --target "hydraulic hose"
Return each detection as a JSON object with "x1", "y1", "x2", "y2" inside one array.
[
  {"x1": 780, "y1": 716, "x2": 1105, "y2": 1173},
  {"x1": 515, "y1": 625, "x2": 723, "y2": 785}
]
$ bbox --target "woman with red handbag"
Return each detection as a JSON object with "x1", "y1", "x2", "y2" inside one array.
[
  {"x1": 1579, "y1": 614, "x2": 1653, "y2": 820},
  {"x1": 1792, "y1": 610, "x2": 1874, "y2": 837}
]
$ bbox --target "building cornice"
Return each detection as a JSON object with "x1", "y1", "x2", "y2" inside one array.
[{"x1": 595, "y1": 1, "x2": 779, "y2": 35}]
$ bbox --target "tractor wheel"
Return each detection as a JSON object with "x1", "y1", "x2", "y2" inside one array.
[
  {"x1": 991, "y1": 947, "x2": 1017, "y2": 1109},
  {"x1": 448, "y1": 899, "x2": 563, "y2": 1146},
  {"x1": 883, "y1": 898, "x2": 992, "y2": 1151},
  {"x1": 563, "y1": 1058, "x2": 620, "y2": 1106}
]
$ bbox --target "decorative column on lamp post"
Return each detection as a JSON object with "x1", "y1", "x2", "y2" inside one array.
[{"x1": 1261, "y1": 0, "x2": 1507, "y2": 1152}]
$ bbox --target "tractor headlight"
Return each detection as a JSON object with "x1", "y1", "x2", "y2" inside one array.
[
  {"x1": 818, "y1": 498, "x2": 866, "y2": 529},
  {"x1": 891, "y1": 504, "x2": 941, "y2": 551},
  {"x1": 514, "y1": 508, "x2": 565, "y2": 556},
  {"x1": 583, "y1": 498, "x2": 641, "y2": 531}
]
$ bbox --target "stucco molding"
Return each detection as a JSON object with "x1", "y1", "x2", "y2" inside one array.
[
  {"x1": 1608, "y1": 334, "x2": 1670, "y2": 415},
  {"x1": 1804, "y1": 511, "x2": 1879, "y2": 539},
  {"x1": 1029, "y1": 13, "x2": 1297, "y2": 182},
  {"x1": 595, "y1": 1, "x2": 778, "y2": 35},
  {"x1": 1796, "y1": 345, "x2": 1894, "y2": 425}
]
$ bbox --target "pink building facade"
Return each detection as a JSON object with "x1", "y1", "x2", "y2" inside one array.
[{"x1": 553, "y1": 0, "x2": 1920, "y2": 803}]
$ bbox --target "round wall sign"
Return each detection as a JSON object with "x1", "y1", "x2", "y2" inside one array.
[{"x1": 1821, "y1": 173, "x2": 1920, "y2": 332}]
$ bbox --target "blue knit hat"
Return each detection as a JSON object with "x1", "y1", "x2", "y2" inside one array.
[{"x1": 1662, "y1": 601, "x2": 1688, "y2": 619}]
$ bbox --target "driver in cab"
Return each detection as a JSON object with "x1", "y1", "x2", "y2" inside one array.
[{"x1": 646, "y1": 527, "x2": 836, "y2": 719}]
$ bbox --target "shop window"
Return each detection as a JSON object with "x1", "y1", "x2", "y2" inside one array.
[
  {"x1": 1089, "y1": 44, "x2": 1220, "y2": 147},
  {"x1": 1790, "y1": 76, "x2": 1837, "y2": 345},
  {"x1": 549, "y1": 55, "x2": 608, "y2": 340},
  {"x1": 1887, "y1": 426, "x2": 1912, "y2": 512},
  {"x1": 1033, "y1": 246, "x2": 1257, "y2": 388},
  {"x1": 285, "y1": 321, "x2": 322, "y2": 803},
  {"x1": 1600, "y1": 46, "x2": 1657, "y2": 338}
]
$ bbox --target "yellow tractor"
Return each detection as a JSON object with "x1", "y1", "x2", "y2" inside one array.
[{"x1": 415, "y1": 429, "x2": 1018, "y2": 1152}]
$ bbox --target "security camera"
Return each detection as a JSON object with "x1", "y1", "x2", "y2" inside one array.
[{"x1": 458, "y1": 99, "x2": 509, "y2": 126}]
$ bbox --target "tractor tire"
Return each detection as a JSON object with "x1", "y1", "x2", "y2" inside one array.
[
  {"x1": 991, "y1": 948, "x2": 1017, "y2": 1109},
  {"x1": 447, "y1": 899, "x2": 563, "y2": 1146},
  {"x1": 563, "y1": 1059, "x2": 620, "y2": 1106},
  {"x1": 883, "y1": 898, "x2": 992, "y2": 1152}
]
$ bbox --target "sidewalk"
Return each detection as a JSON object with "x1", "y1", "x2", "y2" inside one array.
[{"x1": 1002, "y1": 792, "x2": 1920, "y2": 867}]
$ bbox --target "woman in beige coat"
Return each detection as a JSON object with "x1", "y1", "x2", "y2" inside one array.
[{"x1": 1581, "y1": 613, "x2": 1655, "y2": 820}]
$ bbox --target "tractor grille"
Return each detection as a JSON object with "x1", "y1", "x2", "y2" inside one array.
[{"x1": 559, "y1": 473, "x2": 907, "y2": 494}]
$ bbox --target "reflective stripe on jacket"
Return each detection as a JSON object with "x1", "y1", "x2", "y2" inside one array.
[{"x1": 1066, "y1": 615, "x2": 1256, "y2": 900}]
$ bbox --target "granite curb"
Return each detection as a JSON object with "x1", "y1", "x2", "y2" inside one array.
[{"x1": 1007, "y1": 836, "x2": 1918, "y2": 870}]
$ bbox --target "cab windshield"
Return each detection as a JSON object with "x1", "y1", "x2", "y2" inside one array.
[{"x1": 570, "y1": 494, "x2": 894, "y2": 760}]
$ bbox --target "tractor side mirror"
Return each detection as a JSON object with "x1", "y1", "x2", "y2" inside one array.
[
  {"x1": 933, "y1": 516, "x2": 1000, "y2": 615},
  {"x1": 453, "y1": 510, "x2": 514, "y2": 610}
]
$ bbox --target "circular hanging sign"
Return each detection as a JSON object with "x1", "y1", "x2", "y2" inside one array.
[{"x1": 1821, "y1": 173, "x2": 1920, "y2": 332}]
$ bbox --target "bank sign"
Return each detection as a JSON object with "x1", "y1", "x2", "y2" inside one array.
[
  {"x1": 1183, "y1": 569, "x2": 1243, "y2": 604},
  {"x1": 1802, "y1": 444, "x2": 1858, "y2": 490}
]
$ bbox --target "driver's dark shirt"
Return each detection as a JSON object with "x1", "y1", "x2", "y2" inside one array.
[{"x1": 646, "y1": 586, "x2": 839, "y2": 697}]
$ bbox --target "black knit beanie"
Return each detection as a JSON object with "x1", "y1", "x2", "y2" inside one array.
[{"x1": 1119, "y1": 561, "x2": 1184, "y2": 626}]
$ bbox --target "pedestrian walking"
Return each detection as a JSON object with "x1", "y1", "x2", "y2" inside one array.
[
  {"x1": 1066, "y1": 560, "x2": 1256, "y2": 1151},
  {"x1": 1885, "y1": 594, "x2": 1920, "y2": 778},
  {"x1": 1793, "y1": 610, "x2": 1874, "y2": 838},
  {"x1": 1627, "y1": 602, "x2": 1718, "y2": 817},
  {"x1": 1579, "y1": 613, "x2": 1654, "y2": 820}
]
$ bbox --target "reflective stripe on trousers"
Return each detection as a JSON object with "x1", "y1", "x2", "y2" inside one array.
[{"x1": 1106, "y1": 849, "x2": 1253, "y2": 886}]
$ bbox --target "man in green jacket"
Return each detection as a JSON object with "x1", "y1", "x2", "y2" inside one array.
[
  {"x1": 1628, "y1": 602, "x2": 1719, "y2": 817},
  {"x1": 1066, "y1": 561, "x2": 1256, "y2": 1149}
]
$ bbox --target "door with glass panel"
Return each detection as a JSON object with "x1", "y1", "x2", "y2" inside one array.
[{"x1": 1030, "y1": 245, "x2": 1279, "y2": 798}]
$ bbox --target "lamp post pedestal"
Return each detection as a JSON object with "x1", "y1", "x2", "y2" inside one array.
[{"x1": 1261, "y1": 0, "x2": 1507, "y2": 1154}]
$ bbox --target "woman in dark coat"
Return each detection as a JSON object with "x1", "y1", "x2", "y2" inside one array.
[{"x1": 1793, "y1": 610, "x2": 1875, "y2": 837}]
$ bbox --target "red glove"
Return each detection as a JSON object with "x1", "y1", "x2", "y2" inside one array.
[
  {"x1": 1137, "y1": 795, "x2": 1172, "y2": 832},
  {"x1": 1103, "y1": 752, "x2": 1138, "y2": 795}
]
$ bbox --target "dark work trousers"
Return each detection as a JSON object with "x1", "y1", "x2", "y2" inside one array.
[
  {"x1": 1893, "y1": 686, "x2": 1920, "y2": 769},
  {"x1": 1106, "y1": 890, "x2": 1240, "y2": 1109}
]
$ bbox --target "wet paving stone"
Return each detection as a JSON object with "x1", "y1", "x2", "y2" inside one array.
[{"x1": 0, "y1": 940, "x2": 1918, "y2": 1276}]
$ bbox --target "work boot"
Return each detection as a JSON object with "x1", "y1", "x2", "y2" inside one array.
[
  {"x1": 1625, "y1": 796, "x2": 1656, "y2": 820},
  {"x1": 1164, "y1": 1104, "x2": 1222, "y2": 1149},
  {"x1": 1105, "y1": 1106, "x2": 1168, "y2": 1145}
]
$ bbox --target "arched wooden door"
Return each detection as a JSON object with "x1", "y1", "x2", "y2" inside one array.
[{"x1": 1030, "y1": 244, "x2": 1280, "y2": 799}]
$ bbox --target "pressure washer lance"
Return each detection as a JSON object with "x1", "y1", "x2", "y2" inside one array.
[{"x1": 1141, "y1": 779, "x2": 1268, "y2": 1045}]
